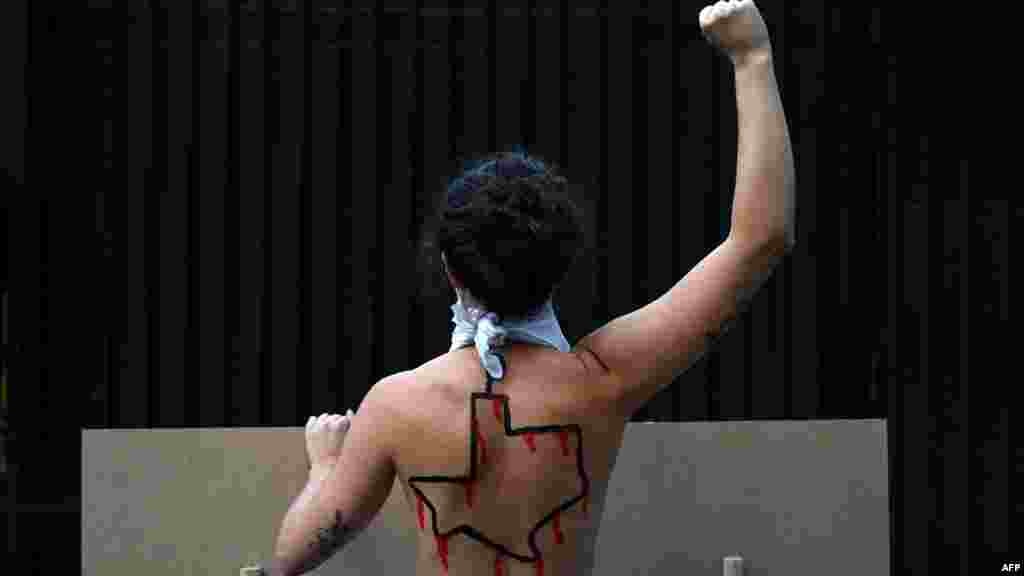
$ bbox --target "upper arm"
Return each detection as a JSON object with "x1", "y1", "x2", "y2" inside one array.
[
  {"x1": 316, "y1": 374, "x2": 404, "y2": 536},
  {"x1": 575, "y1": 235, "x2": 785, "y2": 418}
]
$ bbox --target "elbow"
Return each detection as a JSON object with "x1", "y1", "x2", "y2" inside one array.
[{"x1": 730, "y1": 229, "x2": 789, "y2": 262}]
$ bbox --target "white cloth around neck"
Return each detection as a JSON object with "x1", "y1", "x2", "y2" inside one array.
[{"x1": 449, "y1": 290, "x2": 570, "y2": 381}]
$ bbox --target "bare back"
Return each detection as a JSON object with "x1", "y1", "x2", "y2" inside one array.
[
  {"x1": 275, "y1": 7, "x2": 792, "y2": 574},
  {"x1": 389, "y1": 343, "x2": 627, "y2": 576}
]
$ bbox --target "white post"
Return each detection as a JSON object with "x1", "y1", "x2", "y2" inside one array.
[{"x1": 723, "y1": 555, "x2": 744, "y2": 576}]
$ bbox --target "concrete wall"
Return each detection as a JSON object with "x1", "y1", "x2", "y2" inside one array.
[{"x1": 83, "y1": 420, "x2": 888, "y2": 575}]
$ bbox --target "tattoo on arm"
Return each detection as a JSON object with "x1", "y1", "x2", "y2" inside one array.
[
  {"x1": 292, "y1": 510, "x2": 356, "y2": 573},
  {"x1": 314, "y1": 511, "x2": 355, "y2": 558}
]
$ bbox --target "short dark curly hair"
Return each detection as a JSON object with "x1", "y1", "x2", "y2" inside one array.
[{"x1": 422, "y1": 150, "x2": 585, "y2": 318}]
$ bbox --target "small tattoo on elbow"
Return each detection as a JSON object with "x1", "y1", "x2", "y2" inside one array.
[{"x1": 312, "y1": 511, "x2": 355, "y2": 559}]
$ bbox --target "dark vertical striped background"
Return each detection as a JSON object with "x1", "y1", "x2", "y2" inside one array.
[{"x1": 0, "y1": 1, "x2": 1006, "y2": 574}]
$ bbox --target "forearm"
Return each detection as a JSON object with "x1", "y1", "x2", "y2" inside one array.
[
  {"x1": 271, "y1": 465, "x2": 342, "y2": 576},
  {"x1": 728, "y1": 48, "x2": 796, "y2": 250}
]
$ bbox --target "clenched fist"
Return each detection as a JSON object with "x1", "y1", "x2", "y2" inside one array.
[
  {"x1": 699, "y1": 0, "x2": 772, "y2": 64},
  {"x1": 305, "y1": 409, "x2": 354, "y2": 471}
]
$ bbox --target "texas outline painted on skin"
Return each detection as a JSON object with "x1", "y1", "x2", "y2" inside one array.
[{"x1": 408, "y1": 392, "x2": 591, "y2": 575}]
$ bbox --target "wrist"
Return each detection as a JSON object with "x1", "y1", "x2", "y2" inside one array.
[{"x1": 732, "y1": 46, "x2": 773, "y2": 70}]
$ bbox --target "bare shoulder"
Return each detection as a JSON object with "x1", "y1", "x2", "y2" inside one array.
[
  {"x1": 373, "y1": 347, "x2": 612, "y2": 422},
  {"x1": 361, "y1": 370, "x2": 419, "y2": 416},
  {"x1": 367, "y1": 355, "x2": 461, "y2": 423}
]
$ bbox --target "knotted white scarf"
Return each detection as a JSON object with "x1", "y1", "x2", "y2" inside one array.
[{"x1": 449, "y1": 290, "x2": 570, "y2": 381}]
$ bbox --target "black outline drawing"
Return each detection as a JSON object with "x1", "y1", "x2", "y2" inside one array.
[{"x1": 408, "y1": 353, "x2": 591, "y2": 564}]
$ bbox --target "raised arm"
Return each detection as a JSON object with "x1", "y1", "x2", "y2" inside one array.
[{"x1": 574, "y1": 0, "x2": 796, "y2": 417}]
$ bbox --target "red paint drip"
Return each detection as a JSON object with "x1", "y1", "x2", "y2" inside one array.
[
  {"x1": 474, "y1": 417, "x2": 488, "y2": 465},
  {"x1": 416, "y1": 493, "x2": 425, "y2": 530},
  {"x1": 553, "y1": 510, "x2": 564, "y2": 544},
  {"x1": 524, "y1": 432, "x2": 537, "y2": 452},
  {"x1": 558, "y1": 430, "x2": 570, "y2": 456},
  {"x1": 465, "y1": 479, "x2": 476, "y2": 508},
  {"x1": 494, "y1": 552, "x2": 505, "y2": 576},
  {"x1": 492, "y1": 398, "x2": 503, "y2": 423},
  {"x1": 436, "y1": 534, "x2": 449, "y2": 573},
  {"x1": 535, "y1": 557, "x2": 545, "y2": 576}
]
